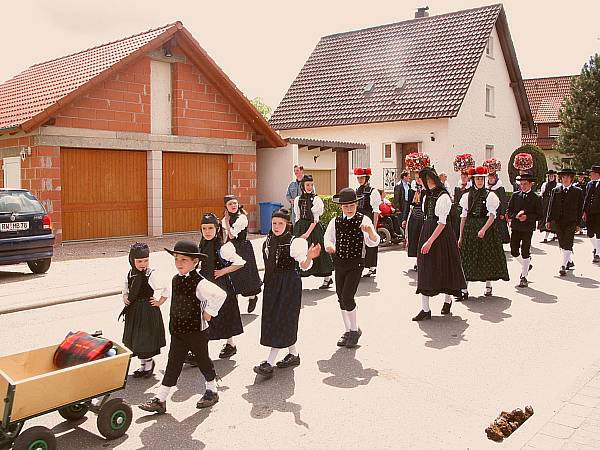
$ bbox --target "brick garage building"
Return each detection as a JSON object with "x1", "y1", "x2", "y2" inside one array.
[{"x1": 0, "y1": 22, "x2": 284, "y2": 242}]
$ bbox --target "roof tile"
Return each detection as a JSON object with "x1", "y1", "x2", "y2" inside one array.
[{"x1": 523, "y1": 76, "x2": 575, "y2": 124}]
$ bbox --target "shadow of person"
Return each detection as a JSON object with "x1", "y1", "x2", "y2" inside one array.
[
  {"x1": 403, "y1": 269, "x2": 418, "y2": 286},
  {"x1": 317, "y1": 348, "x2": 378, "y2": 389},
  {"x1": 52, "y1": 425, "x2": 128, "y2": 449},
  {"x1": 136, "y1": 408, "x2": 209, "y2": 449},
  {"x1": 301, "y1": 288, "x2": 335, "y2": 308},
  {"x1": 529, "y1": 246, "x2": 547, "y2": 255},
  {"x1": 462, "y1": 295, "x2": 512, "y2": 323},
  {"x1": 242, "y1": 368, "x2": 308, "y2": 428},
  {"x1": 356, "y1": 278, "x2": 381, "y2": 296},
  {"x1": 241, "y1": 314, "x2": 258, "y2": 327},
  {"x1": 416, "y1": 315, "x2": 469, "y2": 349},
  {"x1": 517, "y1": 284, "x2": 558, "y2": 304},
  {"x1": 122, "y1": 373, "x2": 165, "y2": 405},
  {"x1": 554, "y1": 274, "x2": 600, "y2": 289}
]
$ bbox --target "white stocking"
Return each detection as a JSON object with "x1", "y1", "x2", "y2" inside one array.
[
  {"x1": 421, "y1": 295, "x2": 431, "y2": 312},
  {"x1": 444, "y1": 294, "x2": 452, "y2": 304},
  {"x1": 266, "y1": 348, "x2": 279, "y2": 366},
  {"x1": 156, "y1": 385, "x2": 171, "y2": 402},
  {"x1": 521, "y1": 257, "x2": 531, "y2": 278},
  {"x1": 347, "y1": 308, "x2": 358, "y2": 331},
  {"x1": 341, "y1": 310, "x2": 351, "y2": 332},
  {"x1": 288, "y1": 345, "x2": 298, "y2": 356}
]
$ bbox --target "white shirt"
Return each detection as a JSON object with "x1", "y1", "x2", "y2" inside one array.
[
  {"x1": 422, "y1": 192, "x2": 453, "y2": 225},
  {"x1": 365, "y1": 187, "x2": 382, "y2": 212},
  {"x1": 218, "y1": 241, "x2": 246, "y2": 267},
  {"x1": 122, "y1": 268, "x2": 169, "y2": 298},
  {"x1": 459, "y1": 190, "x2": 500, "y2": 218},
  {"x1": 323, "y1": 214, "x2": 380, "y2": 250},
  {"x1": 222, "y1": 214, "x2": 248, "y2": 240},
  {"x1": 290, "y1": 237, "x2": 313, "y2": 271},
  {"x1": 293, "y1": 195, "x2": 325, "y2": 224},
  {"x1": 486, "y1": 178, "x2": 503, "y2": 191}
]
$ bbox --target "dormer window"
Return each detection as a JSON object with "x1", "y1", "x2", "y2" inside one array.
[{"x1": 486, "y1": 36, "x2": 494, "y2": 58}]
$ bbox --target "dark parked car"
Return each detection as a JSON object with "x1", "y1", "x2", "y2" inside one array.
[{"x1": 0, "y1": 189, "x2": 54, "y2": 274}]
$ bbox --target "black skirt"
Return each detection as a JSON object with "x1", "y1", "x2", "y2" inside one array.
[
  {"x1": 416, "y1": 220, "x2": 467, "y2": 297},
  {"x1": 229, "y1": 238, "x2": 262, "y2": 297},
  {"x1": 260, "y1": 270, "x2": 302, "y2": 348},
  {"x1": 208, "y1": 276, "x2": 243, "y2": 340},
  {"x1": 407, "y1": 207, "x2": 424, "y2": 257},
  {"x1": 122, "y1": 298, "x2": 166, "y2": 359},
  {"x1": 293, "y1": 219, "x2": 333, "y2": 277}
]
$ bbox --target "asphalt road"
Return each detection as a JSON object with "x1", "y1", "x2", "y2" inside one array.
[{"x1": 2, "y1": 236, "x2": 600, "y2": 449}]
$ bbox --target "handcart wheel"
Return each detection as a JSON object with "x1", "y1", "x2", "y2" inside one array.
[
  {"x1": 97, "y1": 398, "x2": 132, "y2": 440},
  {"x1": 58, "y1": 402, "x2": 89, "y2": 421},
  {"x1": 0, "y1": 421, "x2": 23, "y2": 449},
  {"x1": 377, "y1": 227, "x2": 392, "y2": 247},
  {"x1": 12, "y1": 426, "x2": 56, "y2": 450}
]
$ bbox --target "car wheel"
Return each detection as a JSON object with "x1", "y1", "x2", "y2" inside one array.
[
  {"x1": 27, "y1": 258, "x2": 51, "y2": 274},
  {"x1": 377, "y1": 227, "x2": 392, "y2": 247}
]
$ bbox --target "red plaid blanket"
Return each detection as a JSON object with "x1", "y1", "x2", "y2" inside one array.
[{"x1": 53, "y1": 331, "x2": 113, "y2": 369}]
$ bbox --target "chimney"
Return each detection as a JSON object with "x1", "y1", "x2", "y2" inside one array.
[{"x1": 415, "y1": 6, "x2": 429, "y2": 18}]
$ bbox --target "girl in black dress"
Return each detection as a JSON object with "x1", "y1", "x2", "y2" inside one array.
[
  {"x1": 121, "y1": 243, "x2": 167, "y2": 378},
  {"x1": 412, "y1": 168, "x2": 467, "y2": 321},
  {"x1": 486, "y1": 172, "x2": 510, "y2": 244},
  {"x1": 406, "y1": 174, "x2": 424, "y2": 271}
]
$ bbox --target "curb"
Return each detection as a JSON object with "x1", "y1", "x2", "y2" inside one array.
[{"x1": 0, "y1": 289, "x2": 121, "y2": 315}]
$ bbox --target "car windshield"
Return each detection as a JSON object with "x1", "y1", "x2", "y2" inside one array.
[{"x1": 0, "y1": 191, "x2": 45, "y2": 214}]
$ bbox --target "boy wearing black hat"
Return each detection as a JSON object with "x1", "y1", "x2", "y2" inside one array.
[
  {"x1": 139, "y1": 240, "x2": 226, "y2": 414},
  {"x1": 584, "y1": 166, "x2": 600, "y2": 262},
  {"x1": 354, "y1": 168, "x2": 381, "y2": 277},
  {"x1": 507, "y1": 174, "x2": 543, "y2": 287},
  {"x1": 324, "y1": 188, "x2": 380, "y2": 347},
  {"x1": 546, "y1": 169, "x2": 584, "y2": 275}
]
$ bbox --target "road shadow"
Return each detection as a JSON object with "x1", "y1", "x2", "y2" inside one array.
[
  {"x1": 529, "y1": 246, "x2": 548, "y2": 255},
  {"x1": 462, "y1": 295, "x2": 512, "y2": 323},
  {"x1": 317, "y1": 347, "x2": 378, "y2": 389},
  {"x1": 0, "y1": 269, "x2": 44, "y2": 285},
  {"x1": 301, "y1": 288, "x2": 334, "y2": 308},
  {"x1": 416, "y1": 314, "x2": 469, "y2": 349},
  {"x1": 242, "y1": 368, "x2": 308, "y2": 428},
  {"x1": 404, "y1": 269, "x2": 418, "y2": 287},
  {"x1": 136, "y1": 408, "x2": 209, "y2": 449},
  {"x1": 516, "y1": 284, "x2": 558, "y2": 304},
  {"x1": 553, "y1": 274, "x2": 600, "y2": 289},
  {"x1": 51, "y1": 424, "x2": 128, "y2": 449},
  {"x1": 241, "y1": 314, "x2": 258, "y2": 327},
  {"x1": 122, "y1": 372, "x2": 164, "y2": 405},
  {"x1": 356, "y1": 277, "x2": 381, "y2": 297}
]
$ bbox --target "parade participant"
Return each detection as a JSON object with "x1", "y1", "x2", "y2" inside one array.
[
  {"x1": 293, "y1": 175, "x2": 334, "y2": 289},
  {"x1": 450, "y1": 153, "x2": 475, "y2": 240},
  {"x1": 507, "y1": 174, "x2": 543, "y2": 288},
  {"x1": 354, "y1": 168, "x2": 381, "y2": 277},
  {"x1": 546, "y1": 169, "x2": 584, "y2": 276},
  {"x1": 412, "y1": 167, "x2": 466, "y2": 321},
  {"x1": 583, "y1": 165, "x2": 600, "y2": 262},
  {"x1": 199, "y1": 213, "x2": 245, "y2": 359},
  {"x1": 222, "y1": 194, "x2": 262, "y2": 313},
  {"x1": 253, "y1": 209, "x2": 320, "y2": 379},
  {"x1": 139, "y1": 241, "x2": 226, "y2": 414},
  {"x1": 120, "y1": 243, "x2": 167, "y2": 378},
  {"x1": 406, "y1": 175, "x2": 424, "y2": 271},
  {"x1": 458, "y1": 166, "x2": 509, "y2": 299},
  {"x1": 539, "y1": 170, "x2": 559, "y2": 243},
  {"x1": 324, "y1": 188, "x2": 380, "y2": 347},
  {"x1": 486, "y1": 172, "x2": 510, "y2": 244},
  {"x1": 575, "y1": 172, "x2": 589, "y2": 234}
]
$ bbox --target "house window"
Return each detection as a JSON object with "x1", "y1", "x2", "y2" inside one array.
[
  {"x1": 352, "y1": 147, "x2": 370, "y2": 169},
  {"x1": 485, "y1": 85, "x2": 495, "y2": 116},
  {"x1": 382, "y1": 143, "x2": 393, "y2": 161},
  {"x1": 549, "y1": 126, "x2": 560, "y2": 138},
  {"x1": 485, "y1": 36, "x2": 494, "y2": 58},
  {"x1": 485, "y1": 145, "x2": 494, "y2": 160}
]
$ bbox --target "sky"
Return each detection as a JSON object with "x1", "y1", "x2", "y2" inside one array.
[{"x1": 1, "y1": 0, "x2": 598, "y2": 109}]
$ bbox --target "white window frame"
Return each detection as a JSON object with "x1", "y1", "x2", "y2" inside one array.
[
  {"x1": 485, "y1": 85, "x2": 495, "y2": 116},
  {"x1": 382, "y1": 143, "x2": 393, "y2": 162},
  {"x1": 485, "y1": 36, "x2": 494, "y2": 59},
  {"x1": 485, "y1": 145, "x2": 494, "y2": 160},
  {"x1": 548, "y1": 126, "x2": 560, "y2": 138}
]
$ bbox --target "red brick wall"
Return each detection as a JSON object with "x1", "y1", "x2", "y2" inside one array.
[
  {"x1": 229, "y1": 154, "x2": 257, "y2": 231},
  {"x1": 0, "y1": 158, "x2": 3, "y2": 188},
  {"x1": 54, "y1": 58, "x2": 151, "y2": 133}
]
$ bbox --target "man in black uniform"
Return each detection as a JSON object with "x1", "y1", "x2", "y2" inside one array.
[
  {"x1": 507, "y1": 174, "x2": 542, "y2": 288},
  {"x1": 354, "y1": 168, "x2": 381, "y2": 277},
  {"x1": 584, "y1": 165, "x2": 600, "y2": 263},
  {"x1": 546, "y1": 168, "x2": 584, "y2": 276}
]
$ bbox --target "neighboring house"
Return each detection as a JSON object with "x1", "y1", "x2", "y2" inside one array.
[
  {"x1": 0, "y1": 22, "x2": 284, "y2": 242},
  {"x1": 522, "y1": 75, "x2": 576, "y2": 168},
  {"x1": 263, "y1": 4, "x2": 533, "y2": 198}
]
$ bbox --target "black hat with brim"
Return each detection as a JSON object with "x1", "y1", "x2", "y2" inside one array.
[
  {"x1": 546, "y1": 169, "x2": 557, "y2": 175},
  {"x1": 558, "y1": 168, "x2": 577, "y2": 176},
  {"x1": 165, "y1": 240, "x2": 207, "y2": 259},
  {"x1": 332, "y1": 187, "x2": 362, "y2": 205},
  {"x1": 516, "y1": 174, "x2": 536, "y2": 182},
  {"x1": 590, "y1": 165, "x2": 600, "y2": 174}
]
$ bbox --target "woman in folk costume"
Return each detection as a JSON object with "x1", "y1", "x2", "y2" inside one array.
[
  {"x1": 222, "y1": 195, "x2": 262, "y2": 313},
  {"x1": 354, "y1": 167, "x2": 381, "y2": 278},
  {"x1": 449, "y1": 154, "x2": 475, "y2": 240},
  {"x1": 199, "y1": 213, "x2": 245, "y2": 359},
  {"x1": 484, "y1": 158, "x2": 510, "y2": 245},
  {"x1": 293, "y1": 174, "x2": 334, "y2": 289},
  {"x1": 539, "y1": 170, "x2": 559, "y2": 242},
  {"x1": 412, "y1": 167, "x2": 467, "y2": 321},
  {"x1": 253, "y1": 208, "x2": 320, "y2": 378},
  {"x1": 404, "y1": 152, "x2": 430, "y2": 271},
  {"x1": 457, "y1": 166, "x2": 509, "y2": 299}
]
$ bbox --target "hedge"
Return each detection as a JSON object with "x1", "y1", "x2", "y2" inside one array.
[
  {"x1": 319, "y1": 193, "x2": 394, "y2": 226},
  {"x1": 508, "y1": 144, "x2": 548, "y2": 188}
]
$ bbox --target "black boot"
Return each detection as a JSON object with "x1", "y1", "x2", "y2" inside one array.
[
  {"x1": 412, "y1": 310, "x2": 431, "y2": 321},
  {"x1": 441, "y1": 302, "x2": 452, "y2": 315},
  {"x1": 247, "y1": 296, "x2": 258, "y2": 313}
]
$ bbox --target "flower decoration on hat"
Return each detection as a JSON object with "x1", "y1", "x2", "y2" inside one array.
[
  {"x1": 404, "y1": 152, "x2": 430, "y2": 172},
  {"x1": 453, "y1": 153, "x2": 476, "y2": 172},
  {"x1": 470, "y1": 165, "x2": 489, "y2": 177},
  {"x1": 353, "y1": 167, "x2": 372, "y2": 176},
  {"x1": 513, "y1": 153, "x2": 533, "y2": 171},
  {"x1": 483, "y1": 157, "x2": 501, "y2": 174}
]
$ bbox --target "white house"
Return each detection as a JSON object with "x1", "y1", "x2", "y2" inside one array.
[{"x1": 261, "y1": 4, "x2": 533, "y2": 203}]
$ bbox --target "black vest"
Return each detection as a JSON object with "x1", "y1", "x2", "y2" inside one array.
[
  {"x1": 298, "y1": 193, "x2": 315, "y2": 222},
  {"x1": 127, "y1": 270, "x2": 154, "y2": 300},
  {"x1": 335, "y1": 213, "x2": 365, "y2": 263},
  {"x1": 229, "y1": 212, "x2": 248, "y2": 241},
  {"x1": 467, "y1": 188, "x2": 489, "y2": 219},
  {"x1": 424, "y1": 190, "x2": 448, "y2": 223},
  {"x1": 169, "y1": 270, "x2": 206, "y2": 334},
  {"x1": 263, "y1": 232, "x2": 297, "y2": 280},
  {"x1": 356, "y1": 185, "x2": 374, "y2": 219},
  {"x1": 199, "y1": 239, "x2": 227, "y2": 282}
]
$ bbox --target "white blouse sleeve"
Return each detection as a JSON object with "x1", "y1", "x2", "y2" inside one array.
[
  {"x1": 230, "y1": 214, "x2": 248, "y2": 238},
  {"x1": 293, "y1": 197, "x2": 301, "y2": 224},
  {"x1": 435, "y1": 193, "x2": 453, "y2": 225},
  {"x1": 290, "y1": 237, "x2": 313, "y2": 271},
  {"x1": 459, "y1": 192, "x2": 470, "y2": 218},
  {"x1": 122, "y1": 273, "x2": 129, "y2": 296},
  {"x1": 486, "y1": 191, "x2": 500, "y2": 218},
  {"x1": 311, "y1": 196, "x2": 324, "y2": 223},
  {"x1": 361, "y1": 215, "x2": 381, "y2": 247},
  {"x1": 219, "y1": 241, "x2": 246, "y2": 266},
  {"x1": 370, "y1": 189, "x2": 382, "y2": 211},
  {"x1": 197, "y1": 278, "x2": 227, "y2": 317},
  {"x1": 147, "y1": 270, "x2": 170, "y2": 298},
  {"x1": 324, "y1": 218, "x2": 336, "y2": 249}
]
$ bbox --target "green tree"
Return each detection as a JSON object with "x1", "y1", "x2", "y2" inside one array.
[
  {"x1": 557, "y1": 54, "x2": 600, "y2": 170},
  {"x1": 508, "y1": 144, "x2": 548, "y2": 188},
  {"x1": 250, "y1": 97, "x2": 272, "y2": 120}
]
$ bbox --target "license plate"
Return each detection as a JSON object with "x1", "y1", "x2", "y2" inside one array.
[{"x1": 0, "y1": 222, "x2": 30, "y2": 232}]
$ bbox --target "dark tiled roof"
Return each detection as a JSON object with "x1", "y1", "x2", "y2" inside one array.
[
  {"x1": 523, "y1": 76, "x2": 575, "y2": 124},
  {"x1": 271, "y1": 4, "x2": 506, "y2": 130}
]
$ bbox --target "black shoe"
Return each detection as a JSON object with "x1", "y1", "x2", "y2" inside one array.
[
  {"x1": 566, "y1": 261, "x2": 575, "y2": 270},
  {"x1": 455, "y1": 291, "x2": 468, "y2": 302},
  {"x1": 133, "y1": 367, "x2": 147, "y2": 378},
  {"x1": 543, "y1": 238, "x2": 548, "y2": 243},
  {"x1": 253, "y1": 361, "x2": 274, "y2": 378},
  {"x1": 529, "y1": 264, "x2": 533, "y2": 271},
  {"x1": 196, "y1": 390, "x2": 219, "y2": 408},
  {"x1": 441, "y1": 302, "x2": 452, "y2": 315},
  {"x1": 185, "y1": 352, "x2": 197, "y2": 367},
  {"x1": 362, "y1": 269, "x2": 376, "y2": 278},
  {"x1": 519, "y1": 277, "x2": 528, "y2": 288},
  {"x1": 139, "y1": 397, "x2": 166, "y2": 414},
  {"x1": 142, "y1": 360, "x2": 155, "y2": 378},
  {"x1": 594, "y1": 254, "x2": 600, "y2": 263},
  {"x1": 484, "y1": 286, "x2": 493, "y2": 297},
  {"x1": 219, "y1": 344, "x2": 237, "y2": 359},
  {"x1": 337, "y1": 332, "x2": 350, "y2": 347},
  {"x1": 319, "y1": 279, "x2": 333, "y2": 289},
  {"x1": 559, "y1": 266, "x2": 567, "y2": 276},
  {"x1": 247, "y1": 296, "x2": 258, "y2": 314},
  {"x1": 276, "y1": 354, "x2": 301, "y2": 368},
  {"x1": 345, "y1": 329, "x2": 362, "y2": 348},
  {"x1": 412, "y1": 310, "x2": 432, "y2": 321},
  {"x1": 413, "y1": 264, "x2": 418, "y2": 272}
]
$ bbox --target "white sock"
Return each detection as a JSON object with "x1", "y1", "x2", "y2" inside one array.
[
  {"x1": 347, "y1": 308, "x2": 358, "y2": 331},
  {"x1": 227, "y1": 337, "x2": 235, "y2": 346},
  {"x1": 324, "y1": 276, "x2": 331, "y2": 282},
  {"x1": 288, "y1": 345, "x2": 298, "y2": 356},
  {"x1": 155, "y1": 384, "x2": 171, "y2": 402},
  {"x1": 544, "y1": 231, "x2": 550, "y2": 240},
  {"x1": 562, "y1": 249, "x2": 570, "y2": 267},
  {"x1": 593, "y1": 237, "x2": 599, "y2": 253},
  {"x1": 444, "y1": 294, "x2": 452, "y2": 304},
  {"x1": 463, "y1": 281, "x2": 469, "y2": 294},
  {"x1": 341, "y1": 310, "x2": 351, "y2": 332},
  {"x1": 139, "y1": 357, "x2": 148, "y2": 369},
  {"x1": 143, "y1": 358, "x2": 154, "y2": 370},
  {"x1": 485, "y1": 281, "x2": 492, "y2": 288},
  {"x1": 266, "y1": 348, "x2": 279, "y2": 366},
  {"x1": 521, "y1": 257, "x2": 531, "y2": 278},
  {"x1": 205, "y1": 379, "x2": 217, "y2": 392},
  {"x1": 421, "y1": 295, "x2": 431, "y2": 312}
]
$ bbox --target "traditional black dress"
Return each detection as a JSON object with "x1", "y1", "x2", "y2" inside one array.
[
  {"x1": 260, "y1": 232, "x2": 306, "y2": 348},
  {"x1": 199, "y1": 239, "x2": 244, "y2": 340},
  {"x1": 488, "y1": 183, "x2": 511, "y2": 244},
  {"x1": 459, "y1": 188, "x2": 510, "y2": 282},
  {"x1": 356, "y1": 183, "x2": 380, "y2": 268},
  {"x1": 407, "y1": 188, "x2": 424, "y2": 258},
  {"x1": 122, "y1": 269, "x2": 166, "y2": 359},
  {"x1": 293, "y1": 192, "x2": 333, "y2": 277},
  {"x1": 449, "y1": 183, "x2": 470, "y2": 241},
  {"x1": 223, "y1": 212, "x2": 262, "y2": 297},
  {"x1": 416, "y1": 189, "x2": 467, "y2": 297},
  {"x1": 539, "y1": 179, "x2": 558, "y2": 233}
]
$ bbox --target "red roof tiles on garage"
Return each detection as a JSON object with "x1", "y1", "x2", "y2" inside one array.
[{"x1": 523, "y1": 76, "x2": 575, "y2": 124}]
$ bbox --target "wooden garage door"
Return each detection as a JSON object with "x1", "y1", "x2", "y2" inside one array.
[
  {"x1": 304, "y1": 169, "x2": 333, "y2": 195},
  {"x1": 61, "y1": 148, "x2": 147, "y2": 240},
  {"x1": 163, "y1": 152, "x2": 228, "y2": 233}
]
